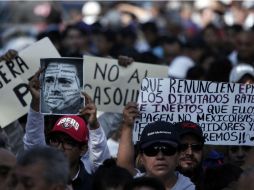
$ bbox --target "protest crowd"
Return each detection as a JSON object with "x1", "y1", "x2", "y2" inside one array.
[{"x1": 1, "y1": 1, "x2": 254, "y2": 190}]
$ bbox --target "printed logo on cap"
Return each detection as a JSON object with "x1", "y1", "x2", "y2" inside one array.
[
  {"x1": 147, "y1": 131, "x2": 172, "y2": 136},
  {"x1": 57, "y1": 117, "x2": 79, "y2": 131},
  {"x1": 181, "y1": 122, "x2": 197, "y2": 129}
]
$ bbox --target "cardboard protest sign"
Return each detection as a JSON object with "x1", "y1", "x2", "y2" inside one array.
[
  {"x1": 40, "y1": 58, "x2": 83, "y2": 115},
  {"x1": 134, "y1": 77, "x2": 254, "y2": 146},
  {"x1": 83, "y1": 55, "x2": 168, "y2": 113},
  {"x1": 0, "y1": 38, "x2": 60, "y2": 127}
]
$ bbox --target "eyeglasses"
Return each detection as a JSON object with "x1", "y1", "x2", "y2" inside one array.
[
  {"x1": 49, "y1": 136, "x2": 80, "y2": 150},
  {"x1": 142, "y1": 145, "x2": 177, "y2": 157},
  {"x1": 230, "y1": 146, "x2": 252, "y2": 153},
  {"x1": 179, "y1": 143, "x2": 203, "y2": 152}
]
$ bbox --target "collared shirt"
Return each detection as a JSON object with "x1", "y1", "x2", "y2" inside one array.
[{"x1": 72, "y1": 161, "x2": 93, "y2": 190}]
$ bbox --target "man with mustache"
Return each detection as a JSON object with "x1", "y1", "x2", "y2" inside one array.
[
  {"x1": 117, "y1": 102, "x2": 195, "y2": 190},
  {"x1": 175, "y1": 121, "x2": 205, "y2": 190}
]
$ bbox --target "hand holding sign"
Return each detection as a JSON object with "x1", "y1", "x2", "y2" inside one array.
[
  {"x1": 134, "y1": 77, "x2": 254, "y2": 146},
  {"x1": 0, "y1": 49, "x2": 18, "y2": 62},
  {"x1": 28, "y1": 69, "x2": 42, "y2": 112},
  {"x1": 0, "y1": 37, "x2": 61, "y2": 127},
  {"x1": 117, "y1": 55, "x2": 134, "y2": 67},
  {"x1": 122, "y1": 102, "x2": 139, "y2": 128},
  {"x1": 79, "y1": 92, "x2": 99, "y2": 130}
]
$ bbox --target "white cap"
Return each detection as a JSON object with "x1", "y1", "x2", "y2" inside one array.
[
  {"x1": 229, "y1": 63, "x2": 254, "y2": 82},
  {"x1": 82, "y1": 1, "x2": 101, "y2": 16},
  {"x1": 168, "y1": 56, "x2": 195, "y2": 79},
  {"x1": 194, "y1": 0, "x2": 213, "y2": 10},
  {"x1": 82, "y1": 1, "x2": 101, "y2": 25}
]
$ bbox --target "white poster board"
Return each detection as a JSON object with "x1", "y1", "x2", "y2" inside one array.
[
  {"x1": 84, "y1": 55, "x2": 168, "y2": 113},
  {"x1": 0, "y1": 38, "x2": 60, "y2": 127},
  {"x1": 134, "y1": 77, "x2": 254, "y2": 146}
]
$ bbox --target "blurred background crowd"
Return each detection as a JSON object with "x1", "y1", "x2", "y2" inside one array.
[
  {"x1": 1, "y1": 1, "x2": 254, "y2": 190},
  {"x1": 0, "y1": 0, "x2": 254, "y2": 83}
]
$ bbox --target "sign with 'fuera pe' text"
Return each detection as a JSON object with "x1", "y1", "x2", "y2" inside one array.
[{"x1": 0, "y1": 38, "x2": 60, "y2": 127}]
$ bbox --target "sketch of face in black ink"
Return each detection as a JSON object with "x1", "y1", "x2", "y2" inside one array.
[{"x1": 43, "y1": 63, "x2": 81, "y2": 113}]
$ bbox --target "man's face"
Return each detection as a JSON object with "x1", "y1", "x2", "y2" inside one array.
[
  {"x1": 228, "y1": 146, "x2": 253, "y2": 168},
  {"x1": 6, "y1": 163, "x2": 56, "y2": 190},
  {"x1": 178, "y1": 134, "x2": 203, "y2": 173},
  {"x1": 48, "y1": 133, "x2": 87, "y2": 166},
  {"x1": 43, "y1": 63, "x2": 81, "y2": 112},
  {"x1": 140, "y1": 143, "x2": 179, "y2": 178},
  {"x1": 0, "y1": 149, "x2": 16, "y2": 189},
  {"x1": 237, "y1": 32, "x2": 254, "y2": 60}
]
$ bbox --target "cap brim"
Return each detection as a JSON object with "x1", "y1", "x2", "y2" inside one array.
[
  {"x1": 48, "y1": 129, "x2": 83, "y2": 143},
  {"x1": 181, "y1": 131, "x2": 205, "y2": 143},
  {"x1": 140, "y1": 140, "x2": 178, "y2": 149}
]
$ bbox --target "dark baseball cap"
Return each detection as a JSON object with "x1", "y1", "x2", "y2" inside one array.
[
  {"x1": 138, "y1": 121, "x2": 180, "y2": 149},
  {"x1": 175, "y1": 121, "x2": 205, "y2": 144}
]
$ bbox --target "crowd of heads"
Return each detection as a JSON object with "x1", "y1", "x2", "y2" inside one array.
[
  {"x1": 1, "y1": 1, "x2": 254, "y2": 190},
  {"x1": 1, "y1": 1, "x2": 254, "y2": 84}
]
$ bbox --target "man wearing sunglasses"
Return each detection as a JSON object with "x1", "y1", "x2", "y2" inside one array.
[
  {"x1": 117, "y1": 102, "x2": 195, "y2": 190},
  {"x1": 175, "y1": 121, "x2": 205, "y2": 190}
]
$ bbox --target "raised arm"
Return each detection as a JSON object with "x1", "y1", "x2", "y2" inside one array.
[
  {"x1": 117, "y1": 102, "x2": 139, "y2": 176},
  {"x1": 23, "y1": 69, "x2": 46, "y2": 150},
  {"x1": 79, "y1": 92, "x2": 110, "y2": 173}
]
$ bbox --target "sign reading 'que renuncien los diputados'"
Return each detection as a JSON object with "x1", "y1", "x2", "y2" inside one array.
[{"x1": 134, "y1": 77, "x2": 254, "y2": 146}]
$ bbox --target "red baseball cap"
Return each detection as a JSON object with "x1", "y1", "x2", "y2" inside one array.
[{"x1": 51, "y1": 115, "x2": 89, "y2": 143}]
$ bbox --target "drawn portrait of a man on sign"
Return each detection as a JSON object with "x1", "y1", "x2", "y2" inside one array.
[{"x1": 40, "y1": 58, "x2": 83, "y2": 114}]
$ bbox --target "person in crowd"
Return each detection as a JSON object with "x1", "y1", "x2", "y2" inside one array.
[
  {"x1": 204, "y1": 163, "x2": 243, "y2": 190},
  {"x1": 117, "y1": 102, "x2": 205, "y2": 190},
  {"x1": 0, "y1": 148, "x2": 16, "y2": 189},
  {"x1": 0, "y1": 130, "x2": 10, "y2": 150},
  {"x1": 93, "y1": 29, "x2": 119, "y2": 58},
  {"x1": 4, "y1": 146, "x2": 70, "y2": 190},
  {"x1": 92, "y1": 158, "x2": 133, "y2": 190},
  {"x1": 124, "y1": 176, "x2": 165, "y2": 190},
  {"x1": 45, "y1": 114, "x2": 92, "y2": 190},
  {"x1": 226, "y1": 63, "x2": 254, "y2": 169},
  {"x1": 106, "y1": 126, "x2": 121, "y2": 159},
  {"x1": 229, "y1": 63, "x2": 254, "y2": 84},
  {"x1": 117, "y1": 102, "x2": 195, "y2": 190},
  {"x1": 227, "y1": 145, "x2": 253, "y2": 170},
  {"x1": 236, "y1": 166, "x2": 254, "y2": 190},
  {"x1": 203, "y1": 149, "x2": 224, "y2": 170},
  {"x1": 168, "y1": 55, "x2": 195, "y2": 79},
  {"x1": 60, "y1": 23, "x2": 92, "y2": 57},
  {"x1": 23, "y1": 70, "x2": 110, "y2": 189},
  {"x1": 228, "y1": 30, "x2": 254, "y2": 67},
  {"x1": 175, "y1": 121, "x2": 205, "y2": 190},
  {"x1": 0, "y1": 50, "x2": 24, "y2": 155},
  {"x1": 159, "y1": 35, "x2": 182, "y2": 66}
]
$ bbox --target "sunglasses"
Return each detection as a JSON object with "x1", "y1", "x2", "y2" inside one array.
[
  {"x1": 142, "y1": 145, "x2": 177, "y2": 157},
  {"x1": 179, "y1": 143, "x2": 203, "y2": 152}
]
